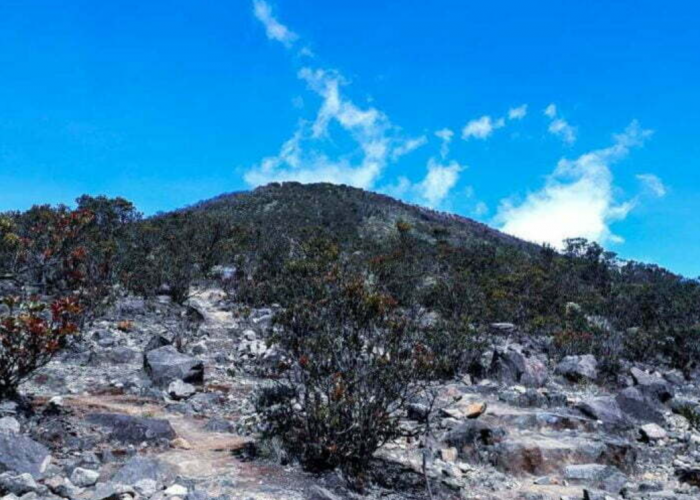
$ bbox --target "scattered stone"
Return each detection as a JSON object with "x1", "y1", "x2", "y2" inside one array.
[
  {"x1": 556, "y1": 355, "x2": 599, "y2": 382},
  {"x1": 144, "y1": 346, "x2": 204, "y2": 386}
]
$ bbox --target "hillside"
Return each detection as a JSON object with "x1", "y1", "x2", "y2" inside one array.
[
  {"x1": 178, "y1": 182, "x2": 534, "y2": 251},
  {"x1": 2, "y1": 183, "x2": 700, "y2": 500}
]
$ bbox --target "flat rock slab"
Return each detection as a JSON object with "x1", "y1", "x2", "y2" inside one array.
[
  {"x1": 87, "y1": 413, "x2": 176, "y2": 444},
  {"x1": 111, "y1": 456, "x2": 177, "y2": 487}
]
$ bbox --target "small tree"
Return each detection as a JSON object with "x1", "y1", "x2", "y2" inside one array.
[
  {"x1": 257, "y1": 263, "x2": 435, "y2": 488},
  {"x1": 0, "y1": 295, "x2": 83, "y2": 399}
]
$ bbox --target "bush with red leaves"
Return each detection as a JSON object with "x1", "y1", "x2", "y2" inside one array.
[{"x1": 0, "y1": 295, "x2": 83, "y2": 398}]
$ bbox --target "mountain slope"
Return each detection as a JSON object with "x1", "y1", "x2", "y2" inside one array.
[{"x1": 179, "y1": 182, "x2": 535, "y2": 252}]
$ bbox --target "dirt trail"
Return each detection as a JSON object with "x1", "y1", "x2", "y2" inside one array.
[{"x1": 65, "y1": 394, "x2": 311, "y2": 499}]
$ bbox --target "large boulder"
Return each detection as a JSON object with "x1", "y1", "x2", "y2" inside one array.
[
  {"x1": 577, "y1": 397, "x2": 630, "y2": 428},
  {"x1": 490, "y1": 346, "x2": 548, "y2": 387},
  {"x1": 87, "y1": 413, "x2": 176, "y2": 444},
  {"x1": 616, "y1": 387, "x2": 665, "y2": 424},
  {"x1": 0, "y1": 433, "x2": 51, "y2": 479},
  {"x1": 564, "y1": 464, "x2": 628, "y2": 493},
  {"x1": 555, "y1": 355, "x2": 598, "y2": 382},
  {"x1": 630, "y1": 367, "x2": 674, "y2": 403},
  {"x1": 144, "y1": 346, "x2": 204, "y2": 386}
]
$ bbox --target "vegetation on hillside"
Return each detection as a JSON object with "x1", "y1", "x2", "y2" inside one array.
[{"x1": 1, "y1": 182, "x2": 699, "y2": 482}]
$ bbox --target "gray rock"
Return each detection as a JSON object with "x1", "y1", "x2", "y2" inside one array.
[
  {"x1": 203, "y1": 419, "x2": 235, "y2": 433},
  {"x1": 0, "y1": 433, "x2": 51, "y2": 479},
  {"x1": 564, "y1": 464, "x2": 627, "y2": 493},
  {"x1": 87, "y1": 414, "x2": 176, "y2": 444},
  {"x1": 167, "y1": 380, "x2": 196, "y2": 400},
  {"x1": 144, "y1": 346, "x2": 204, "y2": 386},
  {"x1": 0, "y1": 418, "x2": 20, "y2": 434},
  {"x1": 70, "y1": 468, "x2": 99, "y2": 488},
  {"x1": 110, "y1": 457, "x2": 176, "y2": 487},
  {"x1": 43, "y1": 476, "x2": 81, "y2": 498},
  {"x1": 490, "y1": 347, "x2": 548, "y2": 387},
  {"x1": 145, "y1": 335, "x2": 171, "y2": 352},
  {"x1": 578, "y1": 397, "x2": 630, "y2": 428},
  {"x1": 616, "y1": 387, "x2": 664, "y2": 424},
  {"x1": 106, "y1": 347, "x2": 138, "y2": 365},
  {"x1": 308, "y1": 486, "x2": 342, "y2": 500},
  {"x1": 640, "y1": 423, "x2": 667, "y2": 441},
  {"x1": 133, "y1": 479, "x2": 158, "y2": 498},
  {"x1": 631, "y1": 367, "x2": 674, "y2": 403},
  {"x1": 556, "y1": 355, "x2": 598, "y2": 382},
  {"x1": 93, "y1": 330, "x2": 116, "y2": 347},
  {"x1": 0, "y1": 473, "x2": 39, "y2": 495},
  {"x1": 92, "y1": 482, "x2": 135, "y2": 500}
]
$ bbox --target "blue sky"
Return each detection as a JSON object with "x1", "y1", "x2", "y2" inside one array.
[{"x1": 1, "y1": 1, "x2": 699, "y2": 277}]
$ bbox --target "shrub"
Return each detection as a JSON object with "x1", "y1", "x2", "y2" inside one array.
[
  {"x1": 256, "y1": 266, "x2": 436, "y2": 489},
  {"x1": 0, "y1": 295, "x2": 83, "y2": 399}
]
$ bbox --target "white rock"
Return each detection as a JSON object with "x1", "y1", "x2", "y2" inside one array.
[
  {"x1": 167, "y1": 380, "x2": 196, "y2": 400},
  {"x1": 70, "y1": 467, "x2": 99, "y2": 488},
  {"x1": 0, "y1": 417, "x2": 20, "y2": 434},
  {"x1": 640, "y1": 423, "x2": 667, "y2": 441},
  {"x1": 164, "y1": 484, "x2": 188, "y2": 497},
  {"x1": 134, "y1": 479, "x2": 158, "y2": 497}
]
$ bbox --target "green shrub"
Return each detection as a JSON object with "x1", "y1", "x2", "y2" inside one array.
[{"x1": 256, "y1": 266, "x2": 436, "y2": 489}]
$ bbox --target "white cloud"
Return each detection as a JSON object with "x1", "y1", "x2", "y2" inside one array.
[
  {"x1": 544, "y1": 103, "x2": 557, "y2": 118},
  {"x1": 637, "y1": 173, "x2": 667, "y2": 198},
  {"x1": 549, "y1": 118, "x2": 577, "y2": 144},
  {"x1": 252, "y1": 0, "x2": 298, "y2": 48},
  {"x1": 543, "y1": 103, "x2": 577, "y2": 144},
  {"x1": 245, "y1": 66, "x2": 417, "y2": 189},
  {"x1": 435, "y1": 128, "x2": 454, "y2": 158},
  {"x1": 462, "y1": 115, "x2": 505, "y2": 140},
  {"x1": 417, "y1": 159, "x2": 463, "y2": 207},
  {"x1": 473, "y1": 201, "x2": 489, "y2": 217},
  {"x1": 392, "y1": 135, "x2": 428, "y2": 161},
  {"x1": 508, "y1": 104, "x2": 528, "y2": 120},
  {"x1": 496, "y1": 120, "x2": 653, "y2": 249}
]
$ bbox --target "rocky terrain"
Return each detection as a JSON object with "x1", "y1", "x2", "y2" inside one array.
[{"x1": 1, "y1": 285, "x2": 700, "y2": 500}]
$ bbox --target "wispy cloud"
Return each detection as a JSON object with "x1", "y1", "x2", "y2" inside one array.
[
  {"x1": 508, "y1": 104, "x2": 528, "y2": 120},
  {"x1": 462, "y1": 115, "x2": 505, "y2": 140},
  {"x1": 392, "y1": 135, "x2": 428, "y2": 161},
  {"x1": 417, "y1": 159, "x2": 463, "y2": 207},
  {"x1": 246, "y1": 5, "x2": 423, "y2": 190},
  {"x1": 544, "y1": 103, "x2": 577, "y2": 144},
  {"x1": 637, "y1": 173, "x2": 667, "y2": 198},
  {"x1": 496, "y1": 121, "x2": 653, "y2": 248},
  {"x1": 435, "y1": 128, "x2": 454, "y2": 158},
  {"x1": 252, "y1": 0, "x2": 298, "y2": 48}
]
